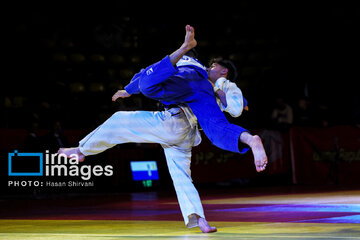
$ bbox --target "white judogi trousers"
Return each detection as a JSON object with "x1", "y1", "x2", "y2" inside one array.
[{"x1": 78, "y1": 107, "x2": 204, "y2": 228}]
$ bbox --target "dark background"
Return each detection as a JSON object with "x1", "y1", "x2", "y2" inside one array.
[
  {"x1": 1, "y1": 1, "x2": 360, "y2": 195},
  {"x1": 3, "y1": 1, "x2": 359, "y2": 130}
]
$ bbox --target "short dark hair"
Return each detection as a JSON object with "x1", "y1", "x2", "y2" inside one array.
[{"x1": 209, "y1": 57, "x2": 238, "y2": 81}]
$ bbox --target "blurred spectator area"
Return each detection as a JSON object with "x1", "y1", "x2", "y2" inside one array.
[
  {"x1": 3, "y1": 12, "x2": 290, "y2": 130},
  {"x1": 3, "y1": 3, "x2": 359, "y2": 130}
]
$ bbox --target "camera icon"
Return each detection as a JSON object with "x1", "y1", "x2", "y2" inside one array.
[{"x1": 8, "y1": 150, "x2": 43, "y2": 176}]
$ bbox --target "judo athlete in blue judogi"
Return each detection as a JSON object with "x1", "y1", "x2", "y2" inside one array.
[
  {"x1": 125, "y1": 26, "x2": 266, "y2": 169},
  {"x1": 127, "y1": 55, "x2": 248, "y2": 153},
  {"x1": 59, "y1": 25, "x2": 267, "y2": 233}
]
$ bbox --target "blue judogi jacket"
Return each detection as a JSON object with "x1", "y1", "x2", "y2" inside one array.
[{"x1": 125, "y1": 55, "x2": 249, "y2": 154}]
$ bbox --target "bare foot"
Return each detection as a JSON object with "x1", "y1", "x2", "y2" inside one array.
[
  {"x1": 239, "y1": 133, "x2": 268, "y2": 172},
  {"x1": 251, "y1": 135, "x2": 268, "y2": 172},
  {"x1": 169, "y1": 25, "x2": 198, "y2": 66},
  {"x1": 58, "y1": 147, "x2": 85, "y2": 162},
  {"x1": 181, "y1": 25, "x2": 197, "y2": 52},
  {"x1": 198, "y1": 217, "x2": 217, "y2": 233}
]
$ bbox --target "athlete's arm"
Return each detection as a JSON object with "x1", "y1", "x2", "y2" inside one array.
[
  {"x1": 112, "y1": 90, "x2": 131, "y2": 102},
  {"x1": 223, "y1": 82, "x2": 244, "y2": 117},
  {"x1": 215, "y1": 89, "x2": 227, "y2": 107}
]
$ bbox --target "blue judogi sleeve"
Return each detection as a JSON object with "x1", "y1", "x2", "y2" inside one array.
[
  {"x1": 124, "y1": 69, "x2": 144, "y2": 94},
  {"x1": 134, "y1": 55, "x2": 250, "y2": 154}
]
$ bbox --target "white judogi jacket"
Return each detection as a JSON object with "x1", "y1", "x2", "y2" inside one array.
[{"x1": 214, "y1": 77, "x2": 244, "y2": 117}]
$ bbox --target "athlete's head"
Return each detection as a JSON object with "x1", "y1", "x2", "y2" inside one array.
[{"x1": 207, "y1": 57, "x2": 238, "y2": 83}]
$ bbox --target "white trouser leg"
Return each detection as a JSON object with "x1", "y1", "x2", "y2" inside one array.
[
  {"x1": 162, "y1": 145, "x2": 205, "y2": 228},
  {"x1": 78, "y1": 109, "x2": 205, "y2": 227},
  {"x1": 79, "y1": 110, "x2": 186, "y2": 156}
]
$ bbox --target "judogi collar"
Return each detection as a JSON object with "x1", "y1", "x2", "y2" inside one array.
[{"x1": 176, "y1": 55, "x2": 206, "y2": 70}]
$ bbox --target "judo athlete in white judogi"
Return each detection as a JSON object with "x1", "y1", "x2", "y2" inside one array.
[{"x1": 59, "y1": 25, "x2": 267, "y2": 233}]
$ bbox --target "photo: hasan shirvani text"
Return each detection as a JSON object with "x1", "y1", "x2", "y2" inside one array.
[{"x1": 45, "y1": 181, "x2": 94, "y2": 187}]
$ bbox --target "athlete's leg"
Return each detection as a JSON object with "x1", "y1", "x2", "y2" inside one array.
[
  {"x1": 169, "y1": 25, "x2": 197, "y2": 66},
  {"x1": 138, "y1": 25, "x2": 197, "y2": 98},
  {"x1": 59, "y1": 110, "x2": 180, "y2": 161},
  {"x1": 162, "y1": 145, "x2": 217, "y2": 233}
]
